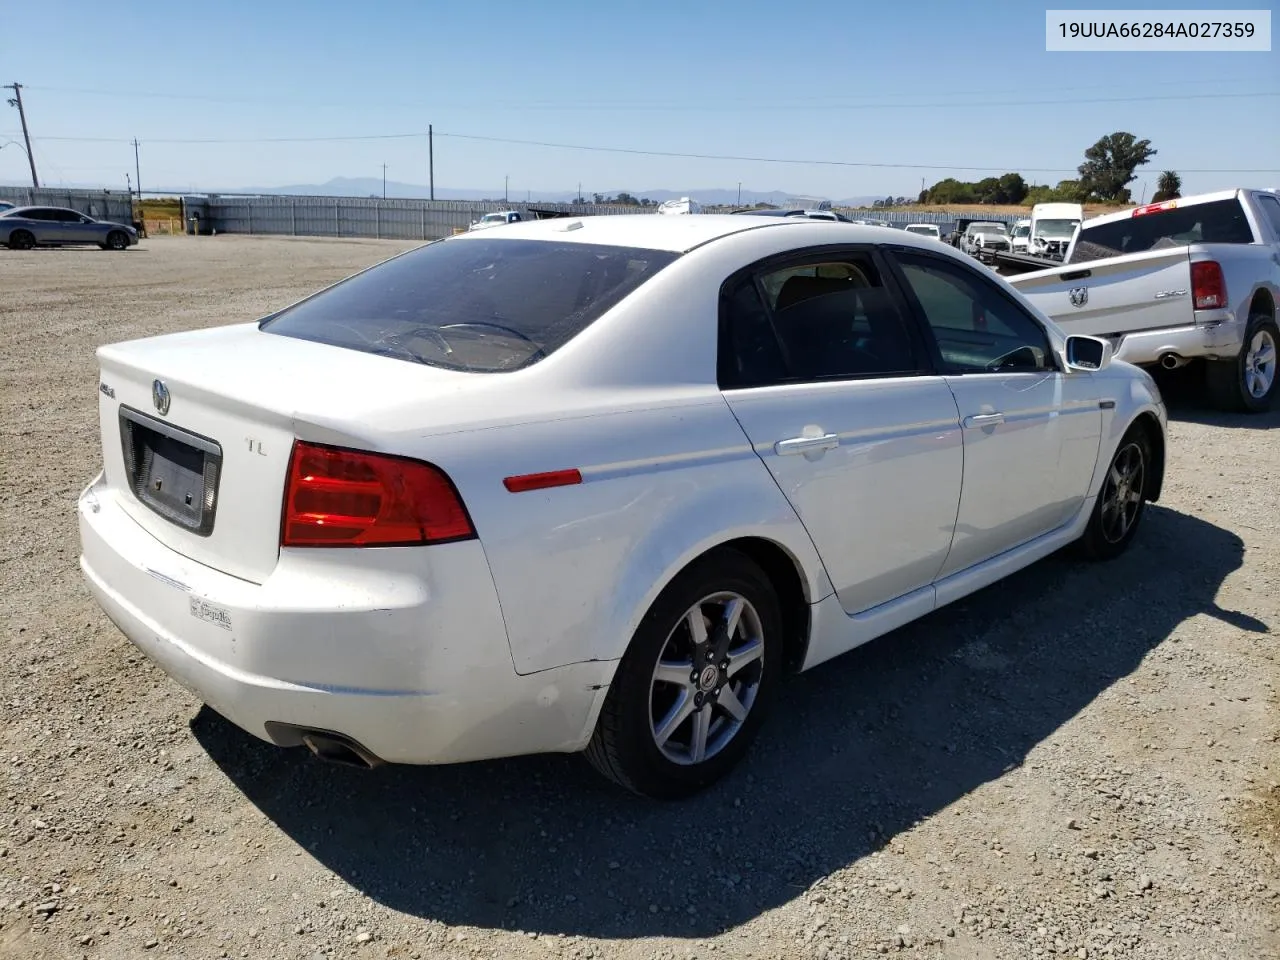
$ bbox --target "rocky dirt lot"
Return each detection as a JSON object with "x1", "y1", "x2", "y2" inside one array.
[{"x1": 1, "y1": 236, "x2": 1277, "y2": 960}]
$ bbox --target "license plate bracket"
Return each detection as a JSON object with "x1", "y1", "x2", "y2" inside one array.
[{"x1": 119, "y1": 407, "x2": 223, "y2": 536}]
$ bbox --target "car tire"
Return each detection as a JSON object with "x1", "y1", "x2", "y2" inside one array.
[
  {"x1": 1205, "y1": 312, "x2": 1278, "y2": 413},
  {"x1": 105, "y1": 230, "x2": 129, "y2": 251},
  {"x1": 1075, "y1": 423, "x2": 1154, "y2": 562},
  {"x1": 7, "y1": 230, "x2": 35, "y2": 250},
  {"x1": 585, "y1": 548, "x2": 783, "y2": 799}
]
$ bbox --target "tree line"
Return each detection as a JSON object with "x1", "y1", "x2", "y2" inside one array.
[{"x1": 918, "y1": 132, "x2": 1181, "y2": 207}]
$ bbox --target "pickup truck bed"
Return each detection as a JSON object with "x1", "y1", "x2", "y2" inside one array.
[{"x1": 1008, "y1": 188, "x2": 1280, "y2": 412}]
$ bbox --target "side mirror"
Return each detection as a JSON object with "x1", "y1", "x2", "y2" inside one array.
[{"x1": 1064, "y1": 334, "x2": 1112, "y2": 372}]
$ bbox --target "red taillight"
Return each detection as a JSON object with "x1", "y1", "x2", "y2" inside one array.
[
  {"x1": 282, "y1": 441, "x2": 474, "y2": 547},
  {"x1": 1190, "y1": 260, "x2": 1227, "y2": 311}
]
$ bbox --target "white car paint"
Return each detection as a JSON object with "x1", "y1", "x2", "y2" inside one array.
[{"x1": 79, "y1": 215, "x2": 1165, "y2": 775}]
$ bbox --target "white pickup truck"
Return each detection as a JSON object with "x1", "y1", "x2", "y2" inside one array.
[{"x1": 1007, "y1": 188, "x2": 1280, "y2": 412}]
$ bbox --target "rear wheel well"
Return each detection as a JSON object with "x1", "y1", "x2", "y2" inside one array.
[
  {"x1": 1129, "y1": 413, "x2": 1164, "y2": 502},
  {"x1": 696, "y1": 538, "x2": 811, "y2": 673},
  {"x1": 1250, "y1": 288, "x2": 1275, "y2": 322}
]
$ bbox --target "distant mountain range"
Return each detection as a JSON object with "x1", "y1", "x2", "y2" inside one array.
[{"x1": 3, "y1": 174, "x2": 884, "y2": 208}]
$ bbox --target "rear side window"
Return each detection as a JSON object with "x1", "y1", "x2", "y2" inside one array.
[
  {"x1": 1256, "y1": 194, "x2": 1280, "y2": 240},
  {"x1": 1069, "y1": 198, "x2": 1255, "y2": 264},
  {"x1": 262, "y1": 238, "x2": 679, "y2": 372},
  {"x1": 720, "y1": 252, "x2": 922, "y2": 387}
]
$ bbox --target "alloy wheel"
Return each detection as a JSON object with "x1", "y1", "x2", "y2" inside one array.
[
  {"x1": 649, "y1": 592, "x2": 765, "y2": 765},
  {"x1": 1099, "y1": 441, "x2": 1145, "y2": 544},
  {"x1": 1244, "y1": 329, "x2": 1276, "y2": 400}
]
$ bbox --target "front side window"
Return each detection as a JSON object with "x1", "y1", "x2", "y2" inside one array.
[
  {"x1": 720, "y1": 252, "x2": 922, "y2": 387},
  {"x1": 262, "y1": 237, "x2": 679, "y2": 372},
  {"x1": 894, "y1": 252, "x2": 1054, "y2": 374}
]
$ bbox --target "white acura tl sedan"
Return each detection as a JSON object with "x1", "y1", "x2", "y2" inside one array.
[{"x1": 78, "y1": 215, "x2": 1166, "y2": 798}]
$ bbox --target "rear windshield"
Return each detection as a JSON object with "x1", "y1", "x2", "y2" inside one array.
[
  {"x1": 261, "y1": 237, "x2": 679, "y2": 372},
  {"x1": 1068, "y1": 197, "x2": 1255, "y2": 264}
]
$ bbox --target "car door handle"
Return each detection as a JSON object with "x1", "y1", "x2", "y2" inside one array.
[
  {"x1": 774, "y1": 434, "x2": 840, "y2": 456},
  {"x1": 963, "y1": 412, "x2": 1006, "y2": 428}
]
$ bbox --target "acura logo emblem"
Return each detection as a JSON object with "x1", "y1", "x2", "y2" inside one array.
[
  {"x1": 1069, "y1": 286, "x2": 1089, "y2": 308},
  {"x1": 152, "y1": 379, "x2": 171, "y2": 416}
]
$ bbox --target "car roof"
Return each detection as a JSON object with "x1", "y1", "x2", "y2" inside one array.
[
  {"x1": 447, "y1": 212, "x2": 808, "y2": 252},
  {"x1": 444, "y1": 213, "x2": 944, "y2": 254}
]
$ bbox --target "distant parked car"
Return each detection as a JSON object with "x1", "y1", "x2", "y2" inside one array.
[
  {"x1": 468, "y1": 210, "x2": 524, "y2": 231},
  {"x1": 656, "y1": 197, "x2": 704, "y2": 215},
  {"x1": 960, "y1": 221, "x2": 1011, "y2": 262},
  {"x1": 795, "y1": 210, "x2": 855, "y2": 222},
  {"x1": 0, "y1": 206, "x2": 138, "y2": 250},
  {"x1": 904, "y1": 223, "x2": 942, "y2": 240},
  {"x1": 1010, "y1": 219, "x2": 1032, "y2": 254},
  {"x1": 733, "y1": 209, "x2": 854, "y2": 223},
  {"x1": 0, "y1": 201, "x2": 14, "y2": 214}
]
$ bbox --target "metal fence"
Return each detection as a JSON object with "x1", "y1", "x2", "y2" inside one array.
[
  {"x1": 169, "y1": 193, "x2": 1035, "y2": 241},
  {"x1": 183, "y1": 195, "x2": 649, "y2": 241},
  {"x1": 0, "y1": 186, "x2": 134, "y2": 224}
]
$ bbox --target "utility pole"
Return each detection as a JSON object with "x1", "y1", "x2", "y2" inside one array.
[
  {"x1": 4, "y1": 83, "x2": 38, "y2": 187},
  {"x1": 428, "y1": 125, "x2": 434, "y2": 200},
  {"x1": 577, "y1": 182, "x2": 582, "y2": 203},
  {"x1": 132, "y1": 139, "x2": 142, "y2": 199},
  {"x1": 382, "y1": 163, "x2": 387, "y2": 199},
  {"x1": 504, "y1": 175, "x2": 508, "y2": 202},
  {"x1": 737, "y1": 181, "x2": 741, "y2": 206}
]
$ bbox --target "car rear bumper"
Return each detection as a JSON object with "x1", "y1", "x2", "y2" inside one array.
[
  {"x1": 1109, "y1": 310, "x2": 1247, "y2": 366},
  {"x1": 77, "y1": 473, "x2": 612, "y2": 765}
]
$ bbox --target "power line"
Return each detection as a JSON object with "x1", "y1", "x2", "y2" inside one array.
[
  {"x1": 430, "y1": 132, "x2": 1278, "y2": 175},
  {"x1": 7, "y1": 126, "x2": 1276, "y2": 175},
  {"x1": 10, "y1": 111, "x2": 1279, "y2": 178},
  {"x1": 20, "y1": 80, "x2": 1277, "y2": 111}
]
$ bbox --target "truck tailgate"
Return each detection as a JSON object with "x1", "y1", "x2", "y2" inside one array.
[{"x1": 1008, "y1": 248, "x2": 1192, "y2": 337}]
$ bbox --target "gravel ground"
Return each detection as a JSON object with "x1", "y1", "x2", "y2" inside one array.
[{"x1": 1, "y1": 235, "x2": 1277, "y2": 960}]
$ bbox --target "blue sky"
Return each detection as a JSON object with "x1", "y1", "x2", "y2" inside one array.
[{"x1": 1, "y1": 0, "x2": 1275, "y2": 200}]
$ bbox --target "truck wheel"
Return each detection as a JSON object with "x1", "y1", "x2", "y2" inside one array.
[{"x1": 1205, "y1": 312, "x2": 1278, "y2": 413}]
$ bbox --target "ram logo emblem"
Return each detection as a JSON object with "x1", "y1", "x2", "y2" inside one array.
[{"x1": 1068, "y1": 287, "x2": 1089, "y2": 308}]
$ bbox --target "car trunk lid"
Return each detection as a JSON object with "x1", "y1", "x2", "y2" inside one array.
[{"x1": 95, "y1": 322, "x2": 479, "y2": 584}]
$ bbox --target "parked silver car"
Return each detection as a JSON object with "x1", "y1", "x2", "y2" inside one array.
[{"x1": 0, "y1": 206, "x2": 138, "y2": 250}]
